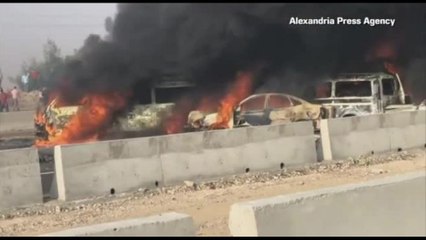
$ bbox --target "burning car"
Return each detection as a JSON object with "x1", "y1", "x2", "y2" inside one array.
[
  {"x1": 34, "y1": 100, "x2": 175, "y2": 142},
  {"x1": 34, "y1": 79, "x2": 195, "y2": 147},
  {"x1": 187, "y1": 93, "x2": 328, "y2": 131}
]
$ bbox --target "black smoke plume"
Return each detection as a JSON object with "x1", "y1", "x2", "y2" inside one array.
[{"x1": 55, "y1": 3, "x2": 426, "y2": 107}]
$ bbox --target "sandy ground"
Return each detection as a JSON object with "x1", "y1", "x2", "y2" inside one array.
[
  {"x1": 0, "y1": 148, "x2": 425, "y2": 236},
  {"x1": 0, "y1": 91, "x2": 36, "y2": 150}
]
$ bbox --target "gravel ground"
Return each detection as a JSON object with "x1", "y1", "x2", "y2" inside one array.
[{"x1": 0, "y1": 148, "x2": 424, "y2": 236}]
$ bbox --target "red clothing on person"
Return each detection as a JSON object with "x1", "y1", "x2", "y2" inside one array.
[
  {"x1": 0, "y1": 92, "x2": 8, "y2": 105},
  {"x1": 30, "y1": 70, "x2": 40, "y2": 80}
]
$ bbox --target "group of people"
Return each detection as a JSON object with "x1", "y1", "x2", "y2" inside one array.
[{"x1": 0, "y1": 86, "x2": 20, "y2": 112}]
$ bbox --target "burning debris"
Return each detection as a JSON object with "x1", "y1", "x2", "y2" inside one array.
[
  {"x1": 211, "y1": 72, "x2": 253, "y2": 129},
  {"x1": 35, "y1": 93, "x2": 127, "y2": 147},
  {"x1": 181, "y1": 71, "x2": 254, "y2": 131},
  {"x1": 159, "y1": 71, "x2": 253, "y2": 133}
]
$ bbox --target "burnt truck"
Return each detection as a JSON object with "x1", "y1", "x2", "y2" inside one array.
[
  {"x1": 35, "y1": 78, "x2": 195, "y2": 141},
  {"x1": 311, "y1": 72, "x2": 420, "y2": 118}
]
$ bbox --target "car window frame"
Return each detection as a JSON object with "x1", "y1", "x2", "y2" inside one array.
[
  {"x1": 288, "y1": 95, "x2": 306, "y2": 106},
  {"x1": 239, "y1": 95, "x2": 267, "y2": 113},
  {"x1": 381, "y1": 78, "x2": 396, "y2": 96},
  {"x1": 266, "y1": 94, "x2": 293, "y2": 110}
]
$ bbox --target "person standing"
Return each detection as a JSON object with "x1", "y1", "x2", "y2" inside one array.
[
  {"x1": 21, "y1": 73, "x2": 29, "y2": 92},
  {"x1": 11, "y1": 86, "x2": 20, "y2": 111},
  {"x1": 36, "y1": 87, "x2": 49, "y2": 114},
  {"x1": 0, "y1": 87, "x2": 9, "y2": 112}
]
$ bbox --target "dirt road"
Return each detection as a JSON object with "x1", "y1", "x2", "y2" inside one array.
[{"x1": 0, "y1": 148, "x2": 425, "y2": 236}]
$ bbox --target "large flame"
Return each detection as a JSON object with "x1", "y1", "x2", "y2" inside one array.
[
  {"x1": 164, "y1": 71, "x2": 254, "y2": 133},
  {"x1": 164, "y1": 95, "x2": 220, "y2": 134},
  {"x1": 35, "y1": 93, "x2": 127, "y2": 147},
  {"x1": 210, "y1": 71, "x2": 253, "y2": 129}
]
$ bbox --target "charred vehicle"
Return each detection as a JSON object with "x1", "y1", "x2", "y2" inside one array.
[
  {"x1": 35, "y1": 79, "x2": 195, "y2": 142},
  {"x1": 312, "y1": 72, "x2": 418, "y2": 118},
  {"x1": 187, "y1": 93, "x2": 328, "y2": 131}
]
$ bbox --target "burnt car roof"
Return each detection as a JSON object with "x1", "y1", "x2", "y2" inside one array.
[
  {"x1": 239, "y1": 93, "x2": 309, "y2": 105},
  {"x1": 323, "y1": 72, "x2": 395, "y2": 82}
]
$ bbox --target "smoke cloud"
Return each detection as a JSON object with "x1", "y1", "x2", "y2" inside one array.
[{"x1": 54, "y1": 3, "x2": 426, "y2": 106}]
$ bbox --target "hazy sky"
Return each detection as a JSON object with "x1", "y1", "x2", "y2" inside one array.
[{"x1": 0, "y1": 3, "x2": 117, "y2": 88}]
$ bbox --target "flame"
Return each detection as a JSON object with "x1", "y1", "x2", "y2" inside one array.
[
  {"x1": 210, "y1": 71, "x2": 253, "y2": 129},
  {"x1": 164, "y1": 95, "x2": 217, "y2": 134},
  {"x1": 384, "y1": 61, "x2": 412, "y2": 98},
  {"x1": 35, "y1": 93, "x2": 126, "y2": 147},
  {"x1": 366, "y1": 38, "x2": 400, "y2": 74},
  {"x1": 34, "y1": 111, "x2": 46, "y2": 126},
  {"x1": 370, "y1": 41, "x2": 397, "y2": 61},
  {"x1": 384, "y1": 61, "x2": 399, "y2": 75},
  {"x1": 164, "y1": 71, "x2": 254, "y2": 134},
  {"x1": 165, "y1": 114, "x2": 187, "y2": 134},
  {"x1": 196, "y1": 95, "x2": 220, "y2": 113},
  {"x1": 366, "y1": 38, "x2": 413, "y2": 97},
  {"x1": 164, "y1": 96, "x2": 193, "y2": 134}
]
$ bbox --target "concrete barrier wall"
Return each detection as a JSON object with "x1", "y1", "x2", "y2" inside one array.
[
  {"x1": 42, "y1": 212, "x2": 195, "y2": 236},
  {"x1": 321, "y1": 110, "x2": 426, "y2": 160},
  {"x1": 0, "y1": 111, "x2": 35, "y2": 134},
  {"x1": 0, "y1": 147, "x2": 43, "y2": 210},
  {"x1": 54, "y1": 137, "x2": 163, "y2": 201},
  {"x1": 160, "y1": 121, "x2": 316, "y2": 185},
  {"x1": 54, "y1": 121, "x2": 317, "y2": 201},
  {"x1": 229, "y1": 171, "x2": 426, "y2": 236}
]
